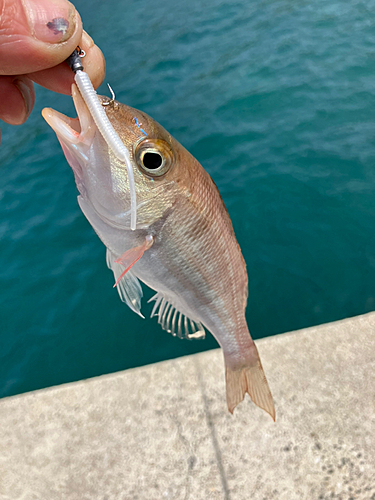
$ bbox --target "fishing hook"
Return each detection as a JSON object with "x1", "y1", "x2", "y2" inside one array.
[{"x1": 103, "y1": 84, "x2": 116, "y2": 107}]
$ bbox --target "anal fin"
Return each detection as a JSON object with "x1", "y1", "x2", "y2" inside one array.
[{"x1": 148, "y1": 292, "x2": 205, "y2": 340}]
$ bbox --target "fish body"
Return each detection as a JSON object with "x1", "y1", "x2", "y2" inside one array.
[{"x1": 42, "y1": 86, "x2": 275, "y2": 419}]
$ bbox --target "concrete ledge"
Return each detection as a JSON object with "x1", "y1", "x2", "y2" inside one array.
[{"x1": 0, "y1": 313, "x2": 374, "y2": 499}]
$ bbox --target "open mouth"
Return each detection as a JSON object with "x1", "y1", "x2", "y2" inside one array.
[
  {"x1": 42, "y1": 84, "x2": 95, "y2": 149},
  {"x1": 42, "y1": 84, "x2": 136, "y2": 228},
  {"x1": 42, "y1": 83, "x2": 139, "y2": 231},
  {"x1": 42, "y1": 84, "x2": 98, "y2": 199}
]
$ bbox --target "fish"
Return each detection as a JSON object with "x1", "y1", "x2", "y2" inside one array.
[{"x1": 42, "y1": 85, "x2": 275, "y2": 420}]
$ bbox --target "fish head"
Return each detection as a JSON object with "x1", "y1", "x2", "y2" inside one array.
[{"x1": 42, "y1": 84, "x2": 192, "y2": 230}]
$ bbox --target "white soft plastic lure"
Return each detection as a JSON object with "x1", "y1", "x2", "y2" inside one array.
[{"x1": 74, "y1": 69, "x2": 137, "y2": 230}]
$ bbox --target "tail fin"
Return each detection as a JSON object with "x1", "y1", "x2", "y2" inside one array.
[{"x1": 225, "y1": 346, "x2": 275, "y2": 421}]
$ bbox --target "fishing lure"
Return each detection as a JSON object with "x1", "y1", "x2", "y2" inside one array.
[{"x1": 66, "y1": 48, "x2": 138, "y2": 231}]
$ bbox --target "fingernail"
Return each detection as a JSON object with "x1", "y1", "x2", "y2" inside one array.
[
  {"x1": 81, "y1": 30, "x2": 94, "y2": 49},
  {"x1": 22, "y1": 0, "x2": 76, "y2": 43},
  {"x1": 14, "y1": 79, "x2": 33, "y2": 120}
]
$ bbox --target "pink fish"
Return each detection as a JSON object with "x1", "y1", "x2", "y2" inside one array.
[{"x1": 42, "y1": 86, "x2": 275, "y2": 419}]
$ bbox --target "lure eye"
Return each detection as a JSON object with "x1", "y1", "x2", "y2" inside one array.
[{"x1": 135, "y1": 138, "x2": 174, "y2": 177}]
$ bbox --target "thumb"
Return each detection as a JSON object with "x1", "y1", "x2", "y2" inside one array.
[{"x1": 0, "y1": 0, "x2": 83, "y2": 75}]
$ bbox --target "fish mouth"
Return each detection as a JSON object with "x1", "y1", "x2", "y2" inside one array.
[
  {"x1": 42, "y1": 84, "x2": 95, "y2": 149},
  {"x1": 42, "y1": 86, "x2": 135, "y2": 228},
  {"x1": 42, "y1": 84, "x2": 97, "y2": 199}
]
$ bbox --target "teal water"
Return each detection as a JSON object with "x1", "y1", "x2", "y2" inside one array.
[{"x1": 1, "y1": 0, "x2": 375, "y2": 398}]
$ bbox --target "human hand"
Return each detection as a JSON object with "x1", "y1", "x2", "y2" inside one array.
[{"x1": 0, "y1": 0, "x2": 105, "y2": 137}]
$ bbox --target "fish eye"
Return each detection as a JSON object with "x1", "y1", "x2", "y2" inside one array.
[
  {"x1": 135, "y1": 138, "x2": 174, "y2": 178},
  {"x1": 142, "y1": 152, "x2": 163, "y2": 170}
]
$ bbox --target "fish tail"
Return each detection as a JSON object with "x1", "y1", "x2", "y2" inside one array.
[{"x1": 225, "y1": 343, "x2": 275, "y2": 421}]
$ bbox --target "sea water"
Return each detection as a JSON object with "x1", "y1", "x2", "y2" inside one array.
[{"x1": 1, "y1": 0, "x2": 375, "y2": 397}]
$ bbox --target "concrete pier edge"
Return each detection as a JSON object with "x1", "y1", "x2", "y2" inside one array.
[{"x1": 0, "y1": 312, "x2": 374, "y2": 499}]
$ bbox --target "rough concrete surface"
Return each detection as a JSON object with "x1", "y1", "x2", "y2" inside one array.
[{"x1": 0, "y1": 313, "x2": 374, "y2": 500}]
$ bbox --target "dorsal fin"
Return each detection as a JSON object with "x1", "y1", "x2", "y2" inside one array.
[
  {"x1": 106, "y1": 249, "x2": 144, "y2": 318},
  {"x1": 148, "y1": 293, "x2": 205, "y2": 340}
]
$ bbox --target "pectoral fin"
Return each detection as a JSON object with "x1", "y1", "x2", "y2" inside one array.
[
  {"x1": 106, "y1": 249, "x2": 144, "y2": 317},
  {"x1": 113, "y1": 235, "x2": 154, "y2": 288}
]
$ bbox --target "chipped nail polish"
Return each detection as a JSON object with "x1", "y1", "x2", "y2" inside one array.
[{"x1": 22, "y1": 0, "x2": 76, "y2": 43}]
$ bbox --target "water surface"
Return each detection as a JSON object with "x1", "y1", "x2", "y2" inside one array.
[{"x1": 1, "y1": 0, "x2": 375, "y2": 397}]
